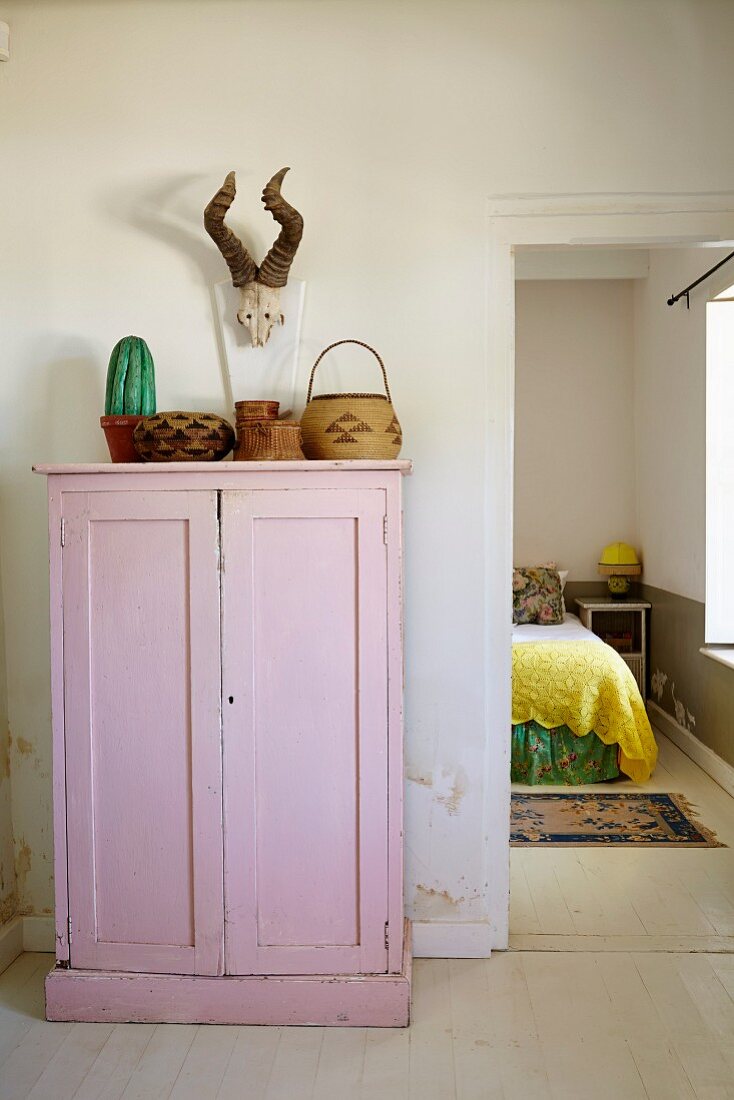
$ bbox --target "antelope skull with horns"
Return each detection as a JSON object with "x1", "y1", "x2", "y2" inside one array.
[{"x1": 204, "y1": 168, "x2": 304, "y2": 347}]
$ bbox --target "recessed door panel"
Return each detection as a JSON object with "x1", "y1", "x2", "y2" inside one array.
[
  {"x1": 222, "y1": 489, "x2": 388, "y2": 975},
  {"x1": 62, "y1": 491, "x2": 223, "y2": 974}
]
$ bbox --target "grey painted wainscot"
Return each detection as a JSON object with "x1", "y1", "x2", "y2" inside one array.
[
  {"x1": 641, "y1": 584, "x2": 734, "y2": 770},
  {"x1": 565, "y1": 581, "x2": 734, "y2": 771}
]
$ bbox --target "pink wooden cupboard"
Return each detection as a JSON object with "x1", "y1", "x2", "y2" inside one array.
[{"x1": 36, "y1": 460, "x2": 412, "y2": 1027}]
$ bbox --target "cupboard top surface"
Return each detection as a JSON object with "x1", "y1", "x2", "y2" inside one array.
[{"x1": 34, "y1": 459, "x2": 413, "y2": 476}]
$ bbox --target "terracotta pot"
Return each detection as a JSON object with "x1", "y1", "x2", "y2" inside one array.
[{"x1": 100, "y1": 415, "x2": 145, "y2": 463}]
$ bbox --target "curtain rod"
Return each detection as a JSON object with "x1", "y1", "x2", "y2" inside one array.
[{"x1": 667, "y1": 250, "x2": 734, "y2": 309}]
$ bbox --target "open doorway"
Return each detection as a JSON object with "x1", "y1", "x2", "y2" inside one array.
[
  {"x1": 507, "y1": 241, "x2": 734, "y2": 950},
  {"x1": 482, "y1": 195, "x2": 734, "y2": 951}
]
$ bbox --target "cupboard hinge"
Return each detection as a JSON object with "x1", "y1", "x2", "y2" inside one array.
[
  {"x1": 60, "y1": 519, "x2": 65, "y2": 547},
  {"x1": 384, "y1": 921, "x2": 389, "y2": 950},
  {"x1": 383, "y1": 515, "x2": 388, "y2": 545},
  {"x1": 67, "y1": 915, "x2": 72, "y2": 945}
]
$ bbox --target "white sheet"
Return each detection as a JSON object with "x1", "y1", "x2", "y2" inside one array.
[{"x1": 512, "y1": 611, "x2": 603, "y2": 646}]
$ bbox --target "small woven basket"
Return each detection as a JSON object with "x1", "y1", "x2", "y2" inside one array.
[
  {"x1": 234, "y1": 419, "x2": 304, "y2": 461},
  {"x1": 234, "y1": 400, "x2": 279, "y2": 423},
  {"x1": 299, "y1": 340, "x2": 402, "y2": 460}
]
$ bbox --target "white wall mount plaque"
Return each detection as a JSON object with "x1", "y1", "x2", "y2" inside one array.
[{"x1": 213, "y1": 278, "x2": 305, "y2": 417}]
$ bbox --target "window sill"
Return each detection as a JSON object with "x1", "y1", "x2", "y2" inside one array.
[{"x1": 700, "y1": 646, "x2": 734, "y2": 671}]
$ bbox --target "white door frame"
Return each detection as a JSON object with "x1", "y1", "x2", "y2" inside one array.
[{"x1": 483, "y1": 192, "x2": 734, "y2": 950}]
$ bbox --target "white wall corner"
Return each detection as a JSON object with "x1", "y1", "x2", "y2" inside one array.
[
  {"x1": 22, "y1": 914, "x2": 55, "y2": 953},
  {"x1": 648, "y1": 700, "x2": 734, "y2": 799},
  {"x1": 0, "y1": 914, "x2": 55, "y2": 976},
  {"x1": 412, "y1": 920, "x2": 493, "y2": 959},
  {"x1": 0, "y1": 916, "x2": 23, "y2": 974}
]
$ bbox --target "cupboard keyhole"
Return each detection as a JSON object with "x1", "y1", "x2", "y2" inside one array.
[{"x1": 228, "y1": 696, "x2": 234, "y2": 704}]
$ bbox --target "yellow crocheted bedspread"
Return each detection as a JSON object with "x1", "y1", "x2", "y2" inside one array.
[{"x1": 512, "y1": 641, "x2": 657, "y2": 783}]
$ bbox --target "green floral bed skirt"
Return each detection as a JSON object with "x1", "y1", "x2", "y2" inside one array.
[{"x1": 511, "y1": 721, "x2": 620, "y2": 785}]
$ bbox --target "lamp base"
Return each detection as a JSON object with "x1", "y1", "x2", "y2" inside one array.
[{"x1": 607, "y1": 575, "x2": 631, "y2": 600}]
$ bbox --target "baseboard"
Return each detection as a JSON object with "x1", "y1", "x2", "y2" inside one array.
[
  {"x1": 0, "y1": 914, "x2": 55, "y2": 975},
  {"x1": 648, "y1": 699, "x2": 734, "y2": 799},
  {"x1": 411, "y1": 920, "x2": 492, "y2": 958},
  {"x1": 10, "y1": 914, "x2": 493, "y2": 966},
  {"x1": 510, "y1": 933, "x2": 734, "y2": 953},
  {"x1": 0, "y1": 916, "x2": 24, "y2": 974}
]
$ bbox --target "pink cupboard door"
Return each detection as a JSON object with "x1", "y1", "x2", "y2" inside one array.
[
  {"x1": 62, "y1": 491, "x2": 223, "y2": 975},
  {"x1": 221, "y1": 489, "x2": 389, "y2": 976}
]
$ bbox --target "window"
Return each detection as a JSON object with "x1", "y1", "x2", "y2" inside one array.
[{"x1": 706, "y1": 284, "x2": 734, "y2": 646}]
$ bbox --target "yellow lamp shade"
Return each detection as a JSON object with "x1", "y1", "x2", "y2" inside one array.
[{"x1": 598, "y1": 542, "x2": 642, "y2": 577}]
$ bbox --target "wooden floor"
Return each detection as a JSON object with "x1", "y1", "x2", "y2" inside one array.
[
  {"x1": 511, "y1": 731, "x2": 734, "y2": 952},
  {"x1": 2, "y1": 950, "x2": 734, "y2": 1098},
  {"x1": 1, "y1": 729, "x2": 734, "y2": 1098}
]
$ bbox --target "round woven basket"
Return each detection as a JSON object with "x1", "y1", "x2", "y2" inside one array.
[
  {"x1": 133, "y1": 411, "x2": 235, "y2": 462},
  {"x1": 234, "y1": 419, "x2": 304, "y2": 461},
  {"x1": 299, "y1": 340, "x2": 402, "y2": 460}
]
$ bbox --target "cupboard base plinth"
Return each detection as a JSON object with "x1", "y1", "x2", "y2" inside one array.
[{"x1": 45, "y1": 923, "x2": 412, "y2": 1028}]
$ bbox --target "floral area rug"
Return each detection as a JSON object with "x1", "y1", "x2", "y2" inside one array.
[{"x1": 511, "y1": 792, "x2": 724, "y2": 847}]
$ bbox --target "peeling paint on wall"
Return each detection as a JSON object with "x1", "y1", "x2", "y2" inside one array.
[
  {"x1": 0, "y1": 723, "x2": 14, "y2": 923},
  {"x1": 406, "y1": 769, "x2": 433, "y2": 787},
  {"x1": 416, "y1": 884, "x2": 462, "y2": 907},
  {"x1": 650, "y1": 668, "x2": 667, "y2": 703},
  {"x1": 0, "y1": 726, "x2": 10, "y2": 781},
  {"x1": 671, "y1": 682, "x2": 697, "y2": 734},
  {"x1": 14, "y1": 839, "x2": 32, "y2": 900},
  {"x1": 434, "y1": 767, "x2": 468, "y2": 816},
  {"x1": 413, "y1": 882, "x2": 481, "y2": 918},
  {"x1": 13, "y1": 734, "x2": 40, "y2": 772},
  {"x1": 0, "y1": 889, "x2": 18, "y2": 925},
  {"x1": 415, "y1": 884, "x2": 466, "y2": 917},
  {"x1": 650, "y1": 665, "x2": 697, "y2": 736}
]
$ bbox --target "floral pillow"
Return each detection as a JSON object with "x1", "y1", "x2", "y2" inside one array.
[{"x1": 513, "y1": 567, "x2": 564, "y2": 625}]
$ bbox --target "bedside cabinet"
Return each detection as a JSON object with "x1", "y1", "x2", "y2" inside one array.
[{"x1": 574, "y1": 596, "x2": 650, "y2": 696}]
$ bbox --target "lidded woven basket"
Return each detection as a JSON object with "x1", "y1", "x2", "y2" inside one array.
[
  {"x1": 234, "y1": 419, "x2": 304, "y2": 461},
  {"x1": 299, "y1": 340, "x2": 402, "y2": 460},
  {"x1": 234, "y1": 400, "x2": 279, "y2": 423}
]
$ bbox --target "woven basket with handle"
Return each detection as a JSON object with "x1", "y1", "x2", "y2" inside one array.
[{"x1": 299, "y1": 340, "x2": 402, "y2": 460}]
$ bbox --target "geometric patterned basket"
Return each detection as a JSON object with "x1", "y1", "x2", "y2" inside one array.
[
  {"x1": 299, "y1": 340, "x2": 402, "y2": 460},
  {"x1": 133, "y1": 411, "x2": 235, "y2": 462}
]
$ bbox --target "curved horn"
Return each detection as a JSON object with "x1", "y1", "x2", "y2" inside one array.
[
  {"x1": 204, "y1": 172, "x2": 257, "y2": 287},
  {"x1": 257, "y1": 168, "x2": 304, "y2": 289}
]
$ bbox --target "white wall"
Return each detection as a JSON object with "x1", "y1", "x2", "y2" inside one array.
[
  {"x1": 633, "y1": 247, "x2": 734, "y2": 601},
  {"x1": 0, "y1": 563, "x2": 15, "y2": 925},
  {"x1": 514, "y1": 279, "x2": 637, "y2": 580},
  {"x1": 3, "y1": 1, "x2": 734, "y2": 937}
]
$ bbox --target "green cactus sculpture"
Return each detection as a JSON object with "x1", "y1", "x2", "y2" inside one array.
[{"x1": 104, "y1": 336, "x2": 156, "y2": 416}]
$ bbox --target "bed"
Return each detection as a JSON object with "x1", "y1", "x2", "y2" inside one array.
[{"x1": 511, "y1": 612, "x2": 657, "y2": 785}]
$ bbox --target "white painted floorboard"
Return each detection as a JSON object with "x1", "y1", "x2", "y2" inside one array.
[
  {"x1": 2, "y1": 729, "x2": 734, "y2": 1097},
  {"x1": 2, "y1": 952, "x2": 734, "y2": 1098},
  {"x1": 511, "y1": 730, "x2": 734, "y2": 951}
]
